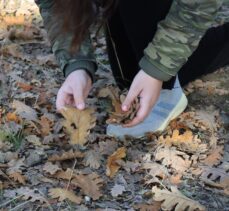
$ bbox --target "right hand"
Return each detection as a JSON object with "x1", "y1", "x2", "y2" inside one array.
[{"x1": 56, "y1": 69, "x2": 92, "y2": 111}]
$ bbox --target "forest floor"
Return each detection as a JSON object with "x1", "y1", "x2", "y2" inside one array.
[{"x1": 0, "y1": 1, "x2": 228, "y2": 211}]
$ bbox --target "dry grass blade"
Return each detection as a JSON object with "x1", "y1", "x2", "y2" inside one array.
[
  {"x1": 106, "y1": 147, "x2": 127, "y2": 178},
  {"x1": 152, "y1": 186, "x2": 206, "y2": 211},
  {"x1": 49, "y1": 188, "x2": 82, "y2": 204},
  {"x1": 61, "y1": 107, "x2": 96, "y2": 145},
  {"x1": 48, "y1": 150, "x2": 84, "y2": 162}
]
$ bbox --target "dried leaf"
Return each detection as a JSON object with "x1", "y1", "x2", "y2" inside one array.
[
  {"x1": 158, "y1": 130, "x2": 207, "y2": 153},
  {"x1": 111, "y1": 184, "x2": 125, "y2": 197},
  {"x1": 152, "y1": 186, "x2": 205, "y2": 211},
  {"x1": 200, "y1": 166, "x2": 229, "y2": 193},
  {"x1": 134, "y1": 202, "x2": 161, "y2": 211},
  {"x1": 12, "y1": 100, "x2": 38, "y2": 121},
  {"x1": 99, "y1": 139, "x2": 118, "y2": 155},
  {"x1": 84, "y1": 150, "x2": 101, "y2": 169},
  {"x1": 54, "y1": 168, "x2": 74, "y2": 180},
  {"x1": 71, "y1": 172, "x2": 103, "y2": 200},
  {"x1": 7, "y1": 158, "x2": 25, "y2": 175},
  {"x1": 43, "y1": 162, "x2": 61, "y2": 175},
  {"x1": 6, "y1": 112, "x2": 20, "y2": 123},
  {"x1": 49, "y1": 188, "x2": 82, "y2": 204},
  {"x1": 5, "y1": 187, "x2": 46, "y2": 203},
  {"x1": 61, "y1": 107, "x2": 96, "y2": 145},
  {"x1": 16, "y1": 82, "x2": 33, "y2": 91},
  {"x1": 98, "y1": 86, "x2": 139, "y2": 124},
  {"x1": 39, "y1": 115, "x2": 52, "y2": 136},
  {"x1": 202, "y1": 145, "x2": 224, "y2": 166},
  {"x1": 106, "y1": 147, "x2": 127, "y2": 178},
  {"x1": 8, "y1": 172, "x2": 26, "y2": 185},
  {"x1": 48, "y1": 150, "x2": 84, "y2": 162},
  {"x1": 154, "y1": 147, "x2": 191, "y2": 173},
  {"x1": 143, "y1": 162, "x2": 169, "y2": 185}
]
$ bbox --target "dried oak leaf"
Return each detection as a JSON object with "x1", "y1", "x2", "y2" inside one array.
[
  {"x1": 143, "y1": 162, "x2": 169, "y2": 185},
  {"x1": 111, "y1": 184, "x2": 125, "y2": 197},
  {"x1": 43, "y1": 162, "x2": 61, "y2": 175},
  {"x1": 106, "y1": 147, "x2": 127, "y2": 178},
  {"x1": 49, "y1": 188, "x2": 82, "y2": 204},
  {"x1": 201, "y1": 145, "x2": 224, "y2": 166},
  {"x1": 16, "y1": 82, "x2": 33, "y2": 91},
  {"x1": 8, "y1": 172, "x2": 26, "y2": 185},
  {"x1": 158, "y1": 130, "x2": 207, "y2": 153},
  {"x1": 39, "y1": 115, "x2": 53, "y2": 136},
  {"x1": 61, "y1": 107, "x2": 96, "y2": 145},
  {"x1": 98, "y1": 86, "x2": 139, "y2": 124},
  {"x1": 134, "y1": 202, "x2": 161, "y2": 211},
  {"x1": 71, "y1": 172, "x2": 103, "y2": 200},
  {"x1": 152, "y1": 186, "x2": 205, "y2": 211},
  {"x1": 54, "y1": 168, "x2": 74, "y2": 180},
  {"x1": 6, "y1": 112, "x2": 20, "y2": 123},
  {"x1": 200, "y1": 166, "x2": 229, "y2": 194},
  {"x1": 84, "y1": 150, "x2": 101, "y2": 169},
  {"x1": 48, "y1": 150, "x2": 84, "y2": 162},
  {"x1": 12, "y1": 100, "x2": 38, "y2": 121},
  {"x1": 154, "y1": 147, "x2": 191, "y2": 173},
  {"x1": 11, "y1": 187, "x2": 47, "y2": 203}
]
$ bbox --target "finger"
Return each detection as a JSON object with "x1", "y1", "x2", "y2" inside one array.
[
  {"x1": 73, "y1": 87, "x2": 86, "y2": 110},
  {"x1": 123, "y1": 96, "x2": 152, "y2": 127},
  {"x1": 122, "y1": 85, "x2": 140, "y2": 111},
  {"x1": 56, "y1": 89, "x2": 68, "y2": 111}
]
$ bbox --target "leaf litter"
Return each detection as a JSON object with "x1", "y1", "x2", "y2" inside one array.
[{"x1": 0, "y1": 1, "x2": 228, "y2": 210}]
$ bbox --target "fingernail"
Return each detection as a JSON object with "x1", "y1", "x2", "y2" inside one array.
[
  {"x1": 77, "y1": 103, "x2": 85, "y2": 110},
  {"x1": 122, "y1": 105, "x2": 128, "y2": 111}
]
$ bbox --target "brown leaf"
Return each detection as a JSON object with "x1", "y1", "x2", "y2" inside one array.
[
  {"x1": 61, "y1": 107, "x2": 96, "y2": 145},
  {"x1": 71, "y1": 172, "x2": 103, "y2": 200},
  {"x1": 39, "y1": 115, "x2": 52, "y2": 136},
  {"x1": 6, "y1": 112, "x2": 20, "y2": 123},
  {"x1": 43, "y1": 162, "x2": 61, "y2": 175},
  {"x1": 158, "y1": 130, "x2": 207, "y2": 153},
  {"x1": 106, "y1": 147, "x2": 127, "y2": 178},
  {"x1": 84, "y1": 150, "x2": 101, "y2": 169},
  {"x1": 202, "y1": 145, "x2": 224, "y2": 166},
  {"x1": 12, "y1": 100, "x2": 38, "y2": 121},
  {"x1": 16, "y1": 82, "x2": 33, "y2": 91},
  {"x1": 111, "y1": 184, "x2": 125, "y2": 197},
  {"x1": 49, "y1": 188, "x2": 82, "y2": 204},
  {"x1": 3, "y1": 15, "x2": 25, "y2": 26},
  {"x1": 134, "y1": 202, "x2": 161, "y2": 211},
  {"x1": 48, "y1": 150, "x2": 84, "y2": 162},
  {"x1": 143, "y1": 162, "x2": 169, "y2": 185},
  {"x1": 152, "y1": 186, "x2": 205, "y2": 211},
  {"x1": 8, "y1": 172, "x2": 26, "y2": 185},
  {"x1": 200, "y1": 166, "x2": 229, "y2": 194},
  {"x1": 154, "y1": 147, "x2": 191, "y2": 173},
  {"x1": 54, "y1": 168, "x2": 74, "y2": 180},
  {"x1": 98, "y1": 86, "x2": 139, "y2": 124},
  {"x1": 98, "y1": 139, "x2": 118, "y2": 155}
]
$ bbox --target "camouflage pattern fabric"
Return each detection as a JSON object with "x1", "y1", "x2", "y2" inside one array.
[{"x1": 35, "y1": 0, "x2": 229, "y2": 82}]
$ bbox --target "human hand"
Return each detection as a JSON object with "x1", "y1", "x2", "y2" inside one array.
[
  {"x1": 122, "y1": 70, "x2": 162, "y2": 127},
  {"x1": 56, "y1": 70, "x2": 92, "y2": 111}
]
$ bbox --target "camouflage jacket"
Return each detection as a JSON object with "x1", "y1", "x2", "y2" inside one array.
[{"x1": 35, "y1": 0, "x2": 229, "y2": 82}]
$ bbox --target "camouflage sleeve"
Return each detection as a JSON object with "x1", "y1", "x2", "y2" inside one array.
[
  {"x1": 139, "y1": 0, "x2": 224, "y2": 81},
  {"x1": 35, "y1": 0, "x2": 97, "y2": 80}
]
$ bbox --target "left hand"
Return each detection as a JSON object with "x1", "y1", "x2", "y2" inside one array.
[{"x1": 122, "y1": 70, "x2": 162, "y2": 127}]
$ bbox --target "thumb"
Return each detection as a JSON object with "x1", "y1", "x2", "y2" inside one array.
[
  {"x1": 122, "y1": 86, "x2": 140, "y2": 111},
  {"x1": 73, "y1": 88, "x2": 86, "y2": 110}
]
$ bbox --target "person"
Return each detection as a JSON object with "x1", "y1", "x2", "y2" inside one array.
[{"x1": 35, "y1": 0, "x2": 229, "y2": 138}]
